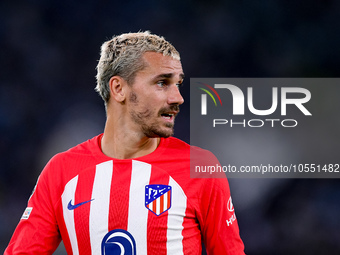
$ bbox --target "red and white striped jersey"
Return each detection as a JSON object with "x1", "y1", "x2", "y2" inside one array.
[{"x1": 5, "y1": 135, "x2": 245, "y2": 255}]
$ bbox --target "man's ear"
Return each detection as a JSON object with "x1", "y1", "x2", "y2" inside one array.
[{"x1": 109, "y1": 76, "x2": 127, "y2": 103}]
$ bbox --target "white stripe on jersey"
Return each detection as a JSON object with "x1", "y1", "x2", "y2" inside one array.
[
  {"x1": 127, "y1": 160, "x2": 152, "y2": 254},
  {"x1": 167, "y1": 176, "x2": 187, "y2": 255},
  {"x1": 90, "y1": 160, "x2": 114, "y2": 255},
  {"x1": 61, "y1": 175, "x2": 79, "y2": 255}
]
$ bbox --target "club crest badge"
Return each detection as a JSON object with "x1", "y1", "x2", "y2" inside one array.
[{"x1": 145, "y1": 184, "x2": 172, "y2": 216}]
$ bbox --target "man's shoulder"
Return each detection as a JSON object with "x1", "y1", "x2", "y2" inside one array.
[{"x1": 43, "y1": 134, "x2": 102, "y2": 175}]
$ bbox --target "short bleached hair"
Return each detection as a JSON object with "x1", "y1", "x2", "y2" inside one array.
[{"x1": 95, "y1": 31, "x2": 180, "y2": 104}]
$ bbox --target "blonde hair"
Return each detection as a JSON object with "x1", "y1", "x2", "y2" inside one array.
[{"x1": 95, "y1": 31, "x2": 180, "y2": 104}]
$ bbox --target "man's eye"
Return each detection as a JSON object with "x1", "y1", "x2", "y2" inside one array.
[{"x1": 157, "y1": 81, "x2": 166, "y2": 87}]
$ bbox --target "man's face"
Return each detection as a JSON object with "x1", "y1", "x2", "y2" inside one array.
[{"x1": 127, "y1": 52, "x2": 184, "y2": 138}]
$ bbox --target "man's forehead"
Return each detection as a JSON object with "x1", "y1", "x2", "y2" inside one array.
[{"x1": 141, "y1": 52, "x2": 184, "y2": 78}]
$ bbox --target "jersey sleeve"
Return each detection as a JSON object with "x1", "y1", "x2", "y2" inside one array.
[
  {"x1": 195, "y1": 150, "x2": 245, "y2": 255},
  {"x1": 4, "y1": 160, "x2": 61, "y2": 254}
]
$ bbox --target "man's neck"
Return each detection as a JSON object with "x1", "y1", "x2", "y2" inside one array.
[{"x1": 100, "y1": 127, "x2": 160, "y2": 160}]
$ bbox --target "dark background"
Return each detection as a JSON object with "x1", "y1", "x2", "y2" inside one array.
[{"x1": 1, "y1": 0, "x2": 340, "y2": 254}]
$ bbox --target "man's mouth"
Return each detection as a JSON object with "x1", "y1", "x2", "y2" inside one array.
[
  {"x1": 161, "y1": 113, "x2": 174, "y2": 120},
  {"x1": 160, "y1": 106, "x2": 180, "y2": 121}
]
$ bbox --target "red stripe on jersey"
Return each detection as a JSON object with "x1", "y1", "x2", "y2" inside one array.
[
  {"x1": 74, "y1": 170, "x2": 96, "y2": 255},
  {"x1": 108, "y1": 162, "x2": 133, "y2": 231}
]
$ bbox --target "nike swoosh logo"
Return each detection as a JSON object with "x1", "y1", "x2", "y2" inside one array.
[{"x1": 67, "y1": 199, "x2": 94, "y2": 210}]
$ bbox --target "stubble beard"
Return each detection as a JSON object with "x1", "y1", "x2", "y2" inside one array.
[
  {"x1": 129, "y1": 92, "x2": 178, "y2": 138},
  {"x1": 130, "y1": 108, "x2": 176, "y2": 138}
]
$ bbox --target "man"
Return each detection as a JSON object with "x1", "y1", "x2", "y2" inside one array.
[{"x1": 5, "y1": 31, "x2": 245, "y2": 254}]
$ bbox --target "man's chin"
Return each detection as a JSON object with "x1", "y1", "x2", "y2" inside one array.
[{"x1": 144, "y1": 128, "x2": 174, "y2": 139}]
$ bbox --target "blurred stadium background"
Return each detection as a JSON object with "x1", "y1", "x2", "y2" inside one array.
[{"x1": 1, "y1": 0, "x2": 340, "y2": 254}]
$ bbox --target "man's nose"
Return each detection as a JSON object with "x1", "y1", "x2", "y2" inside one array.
[{"x1": 168, "y1": 84, "x2": 184, "y2": 105}]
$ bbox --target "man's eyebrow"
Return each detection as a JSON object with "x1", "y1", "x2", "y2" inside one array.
[{"x1": 154, "y1": 73, "x2": 185, "y2": 80}]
